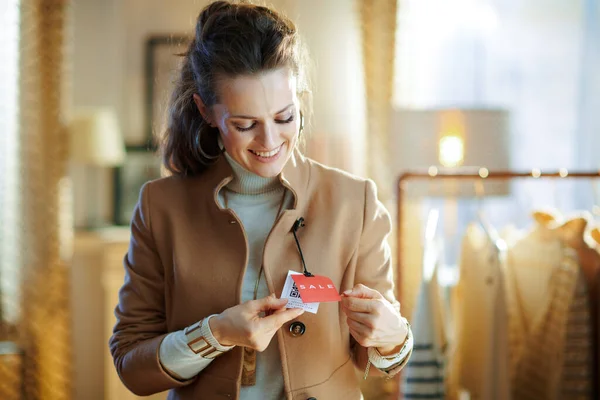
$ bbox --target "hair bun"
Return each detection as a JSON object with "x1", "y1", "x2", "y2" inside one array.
[{"x1": 197, "y1": 1, "x2": 231, "y2": 32}]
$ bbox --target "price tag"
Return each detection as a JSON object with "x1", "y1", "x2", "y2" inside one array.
[
  {"x1": 281, "y1": 271, "x2": 319, "y2": 314},
  {"x1": 291, "y1": 274, "x2": 341, "y2": 303}
]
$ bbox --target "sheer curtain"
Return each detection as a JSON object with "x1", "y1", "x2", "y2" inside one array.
[
  {"x1": 0, "y1": 0, "x2": 21, "y2": 333},
  {"x1": 1, "y1": 1, "x2": 73, "y2": 398}
]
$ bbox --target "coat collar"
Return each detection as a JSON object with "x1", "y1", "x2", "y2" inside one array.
[{"x1": 207, "y1": 148, "x2": 310, "y2": 212}]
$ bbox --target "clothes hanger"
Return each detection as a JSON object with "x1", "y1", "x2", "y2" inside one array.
[
  {"x1": 473, "y1": 180, "x2": 504, "y2": 251},
  {"x1": 531, "y1": 173, "x2": 562, "y2": 228}
]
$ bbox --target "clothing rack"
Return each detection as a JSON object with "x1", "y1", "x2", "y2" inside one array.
[{"x1": 395, "y1": 169, "x2": 600, "y2": 304}]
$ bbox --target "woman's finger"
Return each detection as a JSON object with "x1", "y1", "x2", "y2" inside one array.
[
  {"x1": 347, "y1": 319, "x2": 372, "y2": 346},
  {"x1": 253, "y1": 294, "x2": 288, "y2": 312},
  {"x1": 262, "y1": 307, "x2": 304, "y2": 331},
  {"x1": 343, "y1": 309, "x2": 374, "y2": 327},
  {"x1": 269, "y1": 305, "x2": 294, "y2": 316},
  {"x1": 342, "y1": 284, "x2": 383, "y2": 299},
  {"x1": 341, "y1": 296, "x2": 376, "y2": 313}
]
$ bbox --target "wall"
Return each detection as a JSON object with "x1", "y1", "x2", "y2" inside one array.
[{"x1": 276, "y1": 0, "x2": 367, "y2": 176}]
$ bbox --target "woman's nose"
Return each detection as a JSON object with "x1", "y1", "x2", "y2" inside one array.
[{"x1": 258, "y1": 122, "x2": 278, "y2": 149}]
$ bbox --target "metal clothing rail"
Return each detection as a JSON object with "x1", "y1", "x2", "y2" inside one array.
[{"x1": 395, "y1": 168, "x2": 600, "y2": 304}]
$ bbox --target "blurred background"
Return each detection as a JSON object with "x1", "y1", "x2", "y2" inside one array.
[{"x1": 0, "y1": 0, "x2": 599, "y2": 399}]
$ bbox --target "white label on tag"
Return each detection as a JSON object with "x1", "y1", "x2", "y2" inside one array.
[{"x1": 281, "y1": 271, "x2": 319, "y2": 314}]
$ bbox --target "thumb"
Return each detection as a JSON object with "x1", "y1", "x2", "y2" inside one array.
[
  {"x1": 263, "y1": 307, "x2": 304, "y2": 331},
  {"x1": 253, "y1": 293, "x2": 288, "y2": 312},
  {"x1": 342, "y1": 284, "x2": 383, "y2": 299}
]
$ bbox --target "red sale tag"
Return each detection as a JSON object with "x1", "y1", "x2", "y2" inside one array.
[{"x1": 291, "y1": 274, "x2": 341, "y2": 303}]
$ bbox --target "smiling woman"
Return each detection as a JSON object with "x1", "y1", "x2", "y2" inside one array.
[
  {"x1": 192, "y1": 68, "x2": 300, "y2": 178},
  {"x1": 109, "y1": 2, "x2": 412, "y2": 400},
  {"x1": 159, "y1": 1, "x2": 310, "y2": 178}
]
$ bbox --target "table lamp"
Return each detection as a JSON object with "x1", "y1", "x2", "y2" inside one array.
[
  {"x1": 69, "y1": 108, "x2": 125, "y2": 229},
  {"x1": 390, "y1": 108, "x2": 510, "y2": 196}
]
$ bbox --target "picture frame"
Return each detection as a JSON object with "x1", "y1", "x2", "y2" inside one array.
[
  {"x1": 144, "y1": 34, "x2": 192, "y2": 147},
  {"x1": 112, "y1": 149, "x2": 163, "y2": 226},
  {"x1": 113, "y1": 34, "x2": 191, "y2": 225}
]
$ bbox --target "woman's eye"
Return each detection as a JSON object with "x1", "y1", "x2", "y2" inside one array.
[
  {"x1": 235, "y1": 122, "x2": 256, "y2": 132},
  {"x1": 234, "y1": 115, "x2": 294, "y2": 132},
  {"x1": 275, "y1": 115, "x2": 295, "y2": 124}
]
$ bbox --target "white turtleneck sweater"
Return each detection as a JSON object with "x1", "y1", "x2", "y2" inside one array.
[{"x1": 158, "y1": 153, "x2": 402, "y2": 399}]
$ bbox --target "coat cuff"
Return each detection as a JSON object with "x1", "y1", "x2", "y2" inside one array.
[
  {"x1": 202, "y1": 315, "x2": 235, "y2": 353},
  {"x1": 368, "y1": 321, "x2": 414, "y2": 374}
]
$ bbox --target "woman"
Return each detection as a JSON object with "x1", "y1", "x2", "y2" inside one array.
[{"x1": 109, "y1": 2, "x2": 413, "y2": 399}]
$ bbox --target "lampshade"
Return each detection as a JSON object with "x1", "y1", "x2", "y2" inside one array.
[
  {"x1": 391, "y1": 108, "x2": 509, "y2": 170},
  {"x1": 69, "y1": 108, "x2": 125, "y2": 166},
  {"x1": 390, "y1": 108, "x2": 511, "y2": 196}
]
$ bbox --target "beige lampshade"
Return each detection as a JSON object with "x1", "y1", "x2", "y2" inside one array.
[
  {"x1": 69, "y1": 108, "x2": 125, "y2": 166},
  {"x1": 390, "y1": 108, "x2": 510, "y2": 171},
  {"x1": 390, "y1": 108, "x2": 511, "y2": 196}
]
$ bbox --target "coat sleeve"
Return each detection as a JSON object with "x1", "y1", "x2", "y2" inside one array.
[
  {"x1": 109, "y1": 182, "x2": 195, "y2": 395},
  {"x1": 351, "y1": 179, "x2": 403, "y2": 378}
]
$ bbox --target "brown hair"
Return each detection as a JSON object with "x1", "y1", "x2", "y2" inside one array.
[{"x1": 161, "y1": 0, "x2": 310, "y2": 177}]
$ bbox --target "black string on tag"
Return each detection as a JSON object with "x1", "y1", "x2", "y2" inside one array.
[{"x1": 292, "y1": 217, "x2": 313, "y2": 277}]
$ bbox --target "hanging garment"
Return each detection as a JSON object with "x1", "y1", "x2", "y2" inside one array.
[
  {"x1": 560, "y1": 269, "x2": 593, "y2": 399},
  {"x1": 446, "y1": 224, "x2": 511, "y2": 400},
  {"x1": 555, "y1": 218, "x2": 595, "y2": 399},
  {"x1": 504, "y1": 225, "x2": 580, "y2": 400},
  {"x1": 401, "y1": 265, "x2": 446, "y2": 399},
  {"x1": 585, "y1": 227, "x2": 600, "y2": 398}
]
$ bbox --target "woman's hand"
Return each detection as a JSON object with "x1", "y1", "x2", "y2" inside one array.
[
  {"x1": 341, "y1": 284, "x2": 408, "y2": 355},
  {"x1": 209, "y1": 293, "x2": 304, "y2": 352}
]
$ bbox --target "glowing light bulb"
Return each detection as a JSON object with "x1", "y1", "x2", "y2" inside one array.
[{"x1": 438, "y1": 135, "x2": 464, "y2": 168}]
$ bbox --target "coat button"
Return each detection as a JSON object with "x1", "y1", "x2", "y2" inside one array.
[
  {"x1": 307, "y1": 398, "x2": 317, "y2": 400},
  {"x1": 289, "y1": 321, "x2": 306, "y2": 337}
]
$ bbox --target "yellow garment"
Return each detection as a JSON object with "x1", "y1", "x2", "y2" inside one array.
[
  {"x1": 530, "y1": 214, "x2": 594, "y2": 399},
  {"x1": 505, "y1": 225, "x2": 579, "y2": 400},
  {"x1": 447, "y1": 224, "x2": 511, "y2": 400}
]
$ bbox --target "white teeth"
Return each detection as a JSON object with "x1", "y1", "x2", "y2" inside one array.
[{"x1": 251, "y1": 145, "x2": 281, "y2": 158}]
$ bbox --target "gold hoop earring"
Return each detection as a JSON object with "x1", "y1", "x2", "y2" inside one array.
[
  {"x1": 299, "y1": 111, "x2": 304, "y2": 134},
  {"x1": 196, "y1": 128, "x2": 220, "y2": 160}
]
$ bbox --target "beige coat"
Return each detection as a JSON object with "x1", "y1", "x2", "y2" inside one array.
[
  {"x1": 109, "y1": 150, "x2": 402, "y2": 400},
  {"x1": 447, "y1": 224, "x2": 510, "y2": 400}
]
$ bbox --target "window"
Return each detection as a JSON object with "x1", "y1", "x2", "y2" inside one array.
[
  {"x1": 394, "y1": 0, "x2": 600, "y2": 279},
  {"x1": 0, "y1": 0, "x2": 21, "y2": 325}
]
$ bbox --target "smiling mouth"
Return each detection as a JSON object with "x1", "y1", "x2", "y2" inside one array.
[{"x1": 248, "y1": 144, "x2": 284, "y2": 158}]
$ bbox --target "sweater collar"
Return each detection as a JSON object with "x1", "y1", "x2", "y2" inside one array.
[
  {"x1": 222, "y1": 152, "x2": 281, "y2": 195},
  {"x1": 207, "y1": 147, "x2": 309, "y2": 211}
]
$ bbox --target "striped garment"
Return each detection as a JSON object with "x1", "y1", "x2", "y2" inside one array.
[
  {"x1": 505, "y1": 237, "x2": 579, "y2": 400},
  {"x1": 579, "y1": 236, "x2": 600, "y2": 399},
  {"x1": 401, "y1": 267, "x2": 445, "y2": 399},
  {"x1": 559, "y1": 260, "x2": 593, "y2": 399}
]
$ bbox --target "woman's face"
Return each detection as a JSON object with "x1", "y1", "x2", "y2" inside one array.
[{"x1": 201, "y1": 68, "x2": 300, "y2": 178}]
